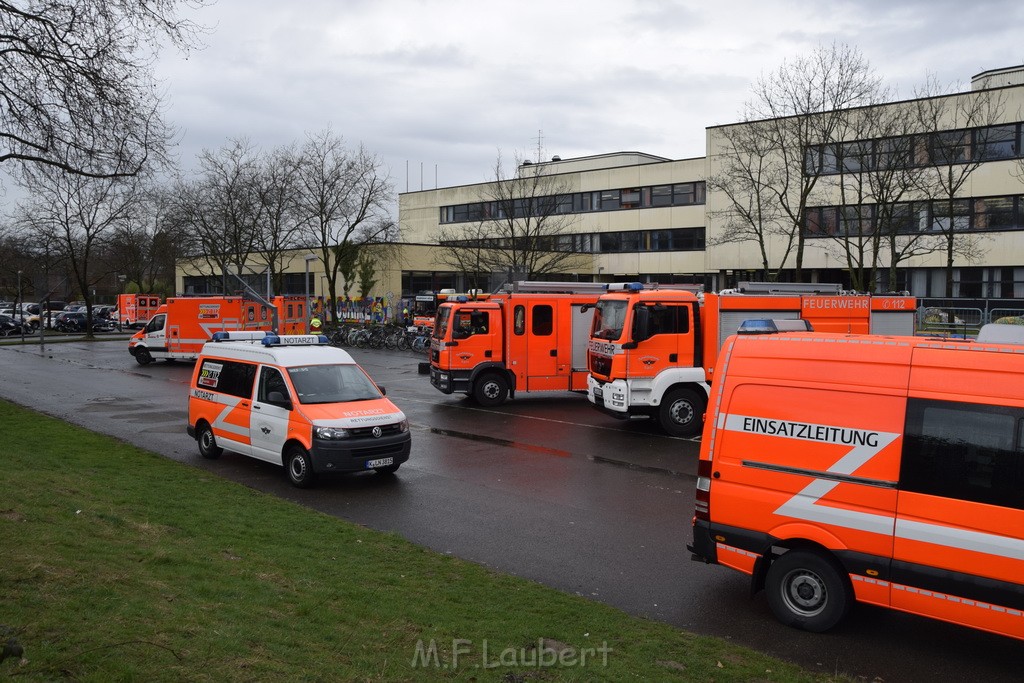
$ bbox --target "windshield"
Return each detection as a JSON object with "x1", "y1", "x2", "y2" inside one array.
[
  {"x1": 591, "y1": 300, "x2": 628, "y2": 340},
  {"x1": 433, "y1": 305, "x2": 453, "y2": 339},
  {"x1": 287, "y1": 364, "x2": 383, "y2": 405}
]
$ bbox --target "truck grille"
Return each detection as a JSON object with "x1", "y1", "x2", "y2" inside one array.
[{"x1": 589, "y1": 352, "x2": 611, "y2": 376}]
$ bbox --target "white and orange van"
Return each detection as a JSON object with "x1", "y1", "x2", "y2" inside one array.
[
  {"x1": 187, "y1": 331, "x2": 411, "y2": 487},
  {"x1": 689, "y1": 324, "x2": 1024, "y2": 640}
]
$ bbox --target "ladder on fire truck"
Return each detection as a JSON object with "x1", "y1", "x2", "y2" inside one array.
[{"x1": 508, "y1": 281, "x2": 705, "y2": 295}]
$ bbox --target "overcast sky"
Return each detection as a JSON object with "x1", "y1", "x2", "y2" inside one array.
[{"x1": 153, "y1": 0, "x2": 1022, "y2": 196}]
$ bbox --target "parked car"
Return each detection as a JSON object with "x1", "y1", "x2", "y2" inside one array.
[
  {"x1": 53, "y1": 311, "x2": 114, "y2": 333},
  {"x1": 0, "y1": 314, "x2": 32, "y2": 336}
]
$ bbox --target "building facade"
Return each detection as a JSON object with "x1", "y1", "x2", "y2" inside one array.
[{"x1": 399, "y1": 65, "x2": 1024, "y2": 299}]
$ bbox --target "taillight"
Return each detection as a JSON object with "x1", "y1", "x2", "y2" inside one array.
[{"x1": 694, "y1": 457, "x2": 712, "y2": 521}]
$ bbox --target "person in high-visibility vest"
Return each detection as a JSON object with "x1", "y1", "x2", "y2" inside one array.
[{"x1": 309, "y1": 315, "x2": 323, "y2": 334}]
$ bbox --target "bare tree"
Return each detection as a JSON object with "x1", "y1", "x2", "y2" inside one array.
[
  {"x1": 251, "y1": 144, "x2": 302, "y2": 295},
  {"x1": 814, "y1": 93, "x2": 942, "y2": 291},
  {"x1": 105, "y1": 184, "x2": 181, "y2": 296},
  {"x1": 0, "y1": 0, "x2": 205, "y2": 178},
  {"x1": 707, "y1": 119, "x2": 790, "y2": 280},
  {"x1": 435, "y1": 151, "x2": 588, "y2": 284},
  {"x1": 174, "y1": 138, "x2": 262, "y2": 291},
  {"x1": 293, "y1": 129, "x2": 396, "y2": 324},
  {"x1": 15, "y1": 163, "x2": 139, "y2": 335},
  {"x1": 913, "y1": 76, "x2": 1005, "y2": 296},
  {"x1": 743, "y1": 42, "x2": 882, "y2": 280},
  {"x1": 433, "y1": 219, "x2": 496, "y2": 292}
]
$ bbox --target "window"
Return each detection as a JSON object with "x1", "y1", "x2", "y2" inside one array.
[
  {"x1": 651, "y1": 185, "x2": 673, "y2": 206},
  {"x1": 621, "y1": 188, "x2": 641, "y2": 209},
  {"x1": 930, "y1": 199, "x2": 971, "y2": 232},
  {"x1": 929, "y1": 130, "x2": 971, "y2": 165},
  {"x1": 902, "y1": 398, "x2": 1024, "y2": 509},
  {"x1": 974, "y1": 196, "x2": 1017, "y2": 230},
  {"x1": 841, "y1": 141, "x2": 871, "y2": 173},
  {"x1": 514, "y1": 306, "x2": 525, "y2": 335},
  {"x1": 600, "y1": 190, "x2": 620, "y2": 211},
  {"x1": 598, "y1": 232, "x2": 621, "y2": 252},
  {"x1": 258, "y1": 366, "x2": 290, "y2": 404},
  {"x1": 196, "y1": 359, "x2": 256, "y2": 399},
  {"x1": 645, "y1": 305, "x2": 690, "y2": 336},
  {"x1": 531, "y1": 305, "x2": 553, "y2": 336},
  {"x1": 975, "y1": 124, "x2": 1018, "y2": 161}
]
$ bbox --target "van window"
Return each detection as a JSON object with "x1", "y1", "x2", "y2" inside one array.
[
  {"x1": 145, "y1": 314, "x2": 165, "y2": 333},
  {"x1": 196, "y1": 359, "x2": 256, "y2": 399},
  {"x1": 257, "y1": 366, "x2": 291, "y2": 404},
  {"x1": 902, "y1": 398, "x2": 1024, "y2": 509}
]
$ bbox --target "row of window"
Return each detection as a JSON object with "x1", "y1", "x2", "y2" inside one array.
[
  {"x1": 440, "y1": 227, "x2": 706, "y2": 254},
  {"x1": 804, "y1": 194, "x2": 1023, "y2": 237},
  {"x1": 805, "y1": 122, "x2": 1023, "y2": 176},
  {"x1": 439, "y1": 182, "x2": 707, "y2": 224}
]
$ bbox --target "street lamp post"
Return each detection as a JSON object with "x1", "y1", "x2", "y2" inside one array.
[
  {"x1": 17, "y1": 270, "x2": 24, "y2": 341},
  {"x1": 303, "y1": 254, "x2": 318, "y2": 333}
]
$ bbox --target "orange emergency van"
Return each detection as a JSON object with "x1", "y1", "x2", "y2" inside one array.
[
  {"x1": 129, "y1": 296, "x2": 276, "y2": 365},
  {"x1": 187, "y1": 331, "x2": 411, "y2": 487},
  {"x1": 116, "y1": 293, "x2": 161, "y2": 329},
  {"x1": 689, "y1": 324, "x2": 1024, "y2": 640}
]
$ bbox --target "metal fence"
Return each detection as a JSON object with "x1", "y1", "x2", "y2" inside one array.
[{"x1": 916, "y1": 298, "x2": 1024, "y2": 337}]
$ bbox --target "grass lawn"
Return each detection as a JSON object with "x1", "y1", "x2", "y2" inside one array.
[{"x1": 0, "y1": 399, "x2": 844, "y2": 682}]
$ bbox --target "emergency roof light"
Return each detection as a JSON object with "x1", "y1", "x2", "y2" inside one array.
[{"x1": 211, "y1": 330, "x2": 270, "y2": 342}]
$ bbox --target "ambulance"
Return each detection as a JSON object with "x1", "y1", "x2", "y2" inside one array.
[
  {"x1": 688, "y1": 324, "x2": 1024, "y2": 640},
  {"x1": 116, "y1": 293, "x2": 161, "y2": 329},
  {"x1": 187, "y1": 331, "x2": 411, "y2": 488},
  {"x1": 587, "y1": 281, "x2": 916, "y2": 437},
  {"x1": 129, "y1": 296, "x2": 277, "y2": 365}
]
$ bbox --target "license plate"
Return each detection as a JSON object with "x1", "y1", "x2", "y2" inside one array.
[{"x1": 366, "y1": 457, "x2": 393, "y2": 469}]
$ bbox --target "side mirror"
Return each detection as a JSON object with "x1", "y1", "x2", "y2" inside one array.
[{"x1": 377, "y1": 385, "x2": 386, "y2": 396}]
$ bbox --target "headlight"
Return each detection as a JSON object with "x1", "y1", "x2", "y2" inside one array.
[
  {"x1": 314, "y1": 426, "x2": 350, "y2": 440},
  {"x1": 398, "y1": 418, "x2": 410, "y2": 433}
]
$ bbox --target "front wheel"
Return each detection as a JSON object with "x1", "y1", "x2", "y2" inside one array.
[
  {"x1": 134, "y1": 347, "x2": 153, "y2": 366},
  {"x1": 472, "y1": 373, "x2": 509, "y2": 407},
  {"x1": 658, "y1": 387, "x2": 705, "y2": 437},
  {"x1": 286, "y1": 445, "x2": 316, "y2": 488},
  {"x1": 765, "y1": 550, "x2": 852, "y2": 633}
]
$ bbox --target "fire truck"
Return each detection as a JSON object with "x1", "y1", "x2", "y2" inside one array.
[
  {"x1": 428, "y1": 282, "x2": 606, "y2": 406},
  {"x1": 587, "y1": 281, "x2": 917, "y2": 437},
  {"x1": 128, "y1": 295, "x2": 309, "y2": 365},
  {"x1": 115, "y1": 293, "x2": 162, "y2": 329}
]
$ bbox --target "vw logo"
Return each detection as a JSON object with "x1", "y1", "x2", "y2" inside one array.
[{"x1": 372, "y1": 426, "x2": 382, "y2": 438}]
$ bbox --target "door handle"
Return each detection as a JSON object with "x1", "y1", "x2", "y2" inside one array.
[{"x1": 253, "y1": 404, "x2": 261, "y2": 410}]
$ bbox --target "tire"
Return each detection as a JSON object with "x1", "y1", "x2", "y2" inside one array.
[
  {"x1": 374, "y1": 463, "x2": 401, "y2": 475},
  {"x1": 396, "y1": 334, "x2": 410, "y2": 351},
  {"x1": 135, "y1": 347, "x2": 154, "y2": 366},
  {"x1": 196, "y1": 422, "x2": 222, "y2": 459},
  {"x1": 286, "y1": 445, "x2": 316, "y2": 488},
  {"x1": 765, "y1": 550, "x2": 852, "y2": 633},
  {"x1": 658, "y1": 387, "x2": 705, "y2": 437},
  {"x1": 473, "y1": 372, "x2": 509, "y2": 407}
]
